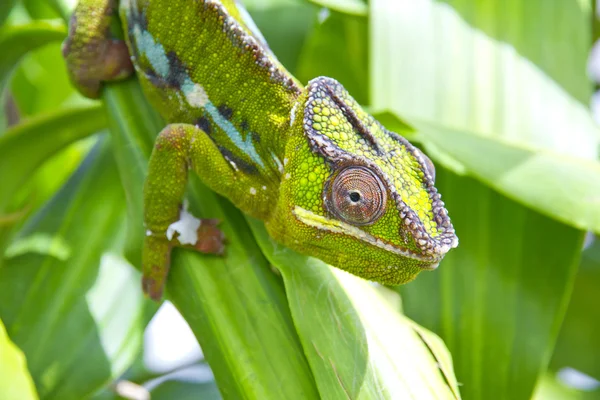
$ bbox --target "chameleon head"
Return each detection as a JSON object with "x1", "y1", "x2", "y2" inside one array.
[{"x1": 269, "y1": 76, "x2": 458, "y2": 285}]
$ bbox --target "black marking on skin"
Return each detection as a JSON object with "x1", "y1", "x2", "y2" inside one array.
[
  {"x1": 141, "y1": 52, "x2": 188, "y2": 90},
  {"x1": 239, "y1": 120, "x2": 260, "y2": 143},
  {"x1": 144, "y1": 68, "x2": 165, "y2": 88},
  {"x1": 127, "y1": 7, "x2": 188, "y2": 90},
  {"x1": 165, "y1": 51, "x2": 187, "y2": 88},
  {"x1": 218, "y1": 104, "x2": 234, "y2": 120},
  {"x1": 217, "y1": 146, "x2": 258, "y2": 174},
  {"x1": 195, "y1": 116, "x2": 212, "y2": 135},
  {"x1": 250, "y1": 131, "x2": 261, "y2": 143},
  {"x1": 127, "y1": 9, "x2": 147, "y2": 34}
]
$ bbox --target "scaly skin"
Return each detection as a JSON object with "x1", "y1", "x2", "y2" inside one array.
[{"x1": 63, "y1": 0, "x2": 458, "y2": 300}]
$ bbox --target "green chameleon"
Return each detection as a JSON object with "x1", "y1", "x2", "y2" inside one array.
[{"x1": 63, "y1": 0, "x2": 458, "y2": 300}]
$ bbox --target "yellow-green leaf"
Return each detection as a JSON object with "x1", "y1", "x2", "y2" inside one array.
[{"x1": 0, "y1": 318, "x2": 38, "y2": 400}]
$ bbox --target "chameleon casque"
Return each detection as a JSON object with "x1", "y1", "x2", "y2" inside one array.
[{"x1": 63, "y1": 0, "x2": 458, "y2": 300}]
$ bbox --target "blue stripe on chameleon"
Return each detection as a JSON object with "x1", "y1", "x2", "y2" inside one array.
[
  {"x1": 132, "y1": 25, "x2": 170, "y2": 78},
  {"x1": 205, "y1": 102, "x2": 265, "y2": 168},
  {"x1": 180, "y1": 79, "x2": 197, "y2": 99},
  {"x1": 122, "y1": 1, "x2": 265, "y2": 172},
  {"x1": 181, "y1": 77, "x2": 265, "y2": 168}
]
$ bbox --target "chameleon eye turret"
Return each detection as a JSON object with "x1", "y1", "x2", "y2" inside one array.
[
  {"x1": 63, "y1": 0, "x2": 457, "y2": 299},
  {"x1": 324, "y1": 165, "x2": 387, "y2": 226}
]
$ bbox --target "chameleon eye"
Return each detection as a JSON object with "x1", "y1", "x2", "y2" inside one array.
[
  {"x1": 414, "y1": 147, "x2": 436, "y2": 182},
  {"x1": 325, "y1": 166, "x2": 387, "y2": 226}
]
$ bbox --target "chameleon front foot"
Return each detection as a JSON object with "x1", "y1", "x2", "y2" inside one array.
[
  {"x1": 62, "y1": 0, "x2": 134, "y2": 98},
  {"x1": 142, "y1": 122, "x2": 239, "y2": 300},
  {"x1": 142, "y1": 218, "x2": 225, "y2": 301}
]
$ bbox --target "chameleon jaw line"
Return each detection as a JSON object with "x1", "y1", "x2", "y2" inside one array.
[{"x1": 292, "y1": 206, "x2": 446, "y2": 263}]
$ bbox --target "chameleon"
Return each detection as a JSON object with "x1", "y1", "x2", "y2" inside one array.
[{"x1": 63, "y1": 0, "x2": 458, "y2": 300}]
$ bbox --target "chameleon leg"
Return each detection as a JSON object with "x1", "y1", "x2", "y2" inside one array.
[
  {"x1": 62, "y1": 0, "x2": 133, "y2": 98},
  {"x1": 143, "y1": 123, "x2": 232, "y2": 300}
]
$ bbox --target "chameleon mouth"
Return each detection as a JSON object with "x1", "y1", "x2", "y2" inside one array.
[{"x1": 292, "y1": 206, "x2": 447, "y2": 263}]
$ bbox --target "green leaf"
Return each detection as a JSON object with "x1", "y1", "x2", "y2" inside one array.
[
  {"x1": 5, "y1": 232, "x2": 72, "y2": 260},
  {"x1": 100, "y1": 77, "x2": 320, "y2": 398},
  {"x1": 151, "y1": 379, "x2": 221, "y2": 400},
  {"x1": 167, "y1": 190, "x2": 320, "y2": 399},
  {"x1": 0, "y1": 141, "x2": 151, "y2": 399},
  {"x1": 0, "y1": 318, "x2": 38, "y2": 400},
  {"x1": 0, "y1": 105, "x2": 105, "y2": 258},
  {"x1": 370, "y1": 2, "x2": 593, "y2": 397},
  {"x1": 22, "y1": 0, "x2": 62, "y2": 20},
  {"x1": 102, "y1": 79, "x2": 163, "y2": 266},
  {"x1": 296, "y1": 9, "x2": 369, "y2": 103},
  {"x1": 0, "y1": 105, "x2": 105, "y2": 213},
  {"x1": 0, "y1": 20, "x2": 67, "y2": 94},
  {"x1": 379, "y1": 115, "x2": 600, "y2": 234},
  {"x1": 249, "y1": 218, "x2": 461, "y2": 399},
  {"x1": 46, "y1": 0, "x2": 73, "y2": 22},
  {"x1": 371, "y1": 0, "x2": 600, "y2": 233},
  {"x1": 550, "y1": 238, "x2": 600, "y2": 379},
  {"x1": 399, "y1": 168, "x2": 583, "y2": 400},
  {"x1": 307, "y1": 0, "x2": 367, "y2": 16},
  {"x1": 246, "y1": 0, "x2": 318, "y2": 74},
  {"x1": 533, "y1": 372, "x2": 600, "y2": 400},
  {"x1": 0, "y1": 0, "x2": 18, "y2": 26},
  {"x1": 10, "y1": 41, "x2": 81, "y2": 118}
]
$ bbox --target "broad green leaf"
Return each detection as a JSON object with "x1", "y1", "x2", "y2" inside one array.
[
  {"x1": 8, "y1": 138, "x2": 93, "y2": 224},
  {"x1": 0, "y1": 104, "x2": 105, "y2": 213},
  {"x1": 22, "y1": 0, "x2": 62, "y2": 20},
  {"x1": 371, "y1": 0, "x2": 595, "y2": 153},
  {"x1": 399, "y1": 168, "x2": 583, "y2": 400},
  {"x1": 550, "y1": 238, "x2": 600, "y2": 379},
  {"x1": 371, "y1": 2, "x2": 592, "y2": 398},
  {"x1": 0, "y1": 105, "x2": 105, "y2": 258},
  {"x1": 533, "y1": 372, "x2": 600, "y2": 400},
  {"x1": 307, "y1": 0, "x2": 367, "y2": 16},
  {"x1": 167, "y1": 189, "x2": 320, "y2": 399},
  {"x1": 0, "y1": 318, "x2": 38, "y2": 400},
  {"x1": 0, "y1": 0, "x2": 18, "y2": 26},
  {"x1": 10, "y1": 41, "x2": 82, "y2": 118},
  {"x1": 246, "y1": 0, "x2": 318, "y2": 74},
  {"x1": 249, "y1": 218, "x2": 461, "y2": 399},
  {"x1": 151, "y1": 379, "x2": 221, "y2": 400},
  {"x1": 101, "y1": 77, "x2": 320, "y2": 398},
  {"x1": 103, "y1": 79, "x2": 163, "y2": 266},
  {"x1": 46, "y1": 0, "x2": 73, "y2": 21},
  {"x1": 378, "y1": 115, "x2": 600, "y2": 234},
  {"x1": 0, "y1": 141, "x2": 151, "y2": 399},
  {"x1": 0, "y1": 20, "x2": 67, "y2": 94},
  {"x1": 296, "y1": 9, "x2": 369, "y2": 103},
  {"x1": 371, "y1": 0, "x2": 600, "y2": 233}
]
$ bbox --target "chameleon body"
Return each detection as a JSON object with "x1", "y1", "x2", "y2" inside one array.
[{"x1": 63, "y1": 0, "x2": 458, "y2": 300}]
